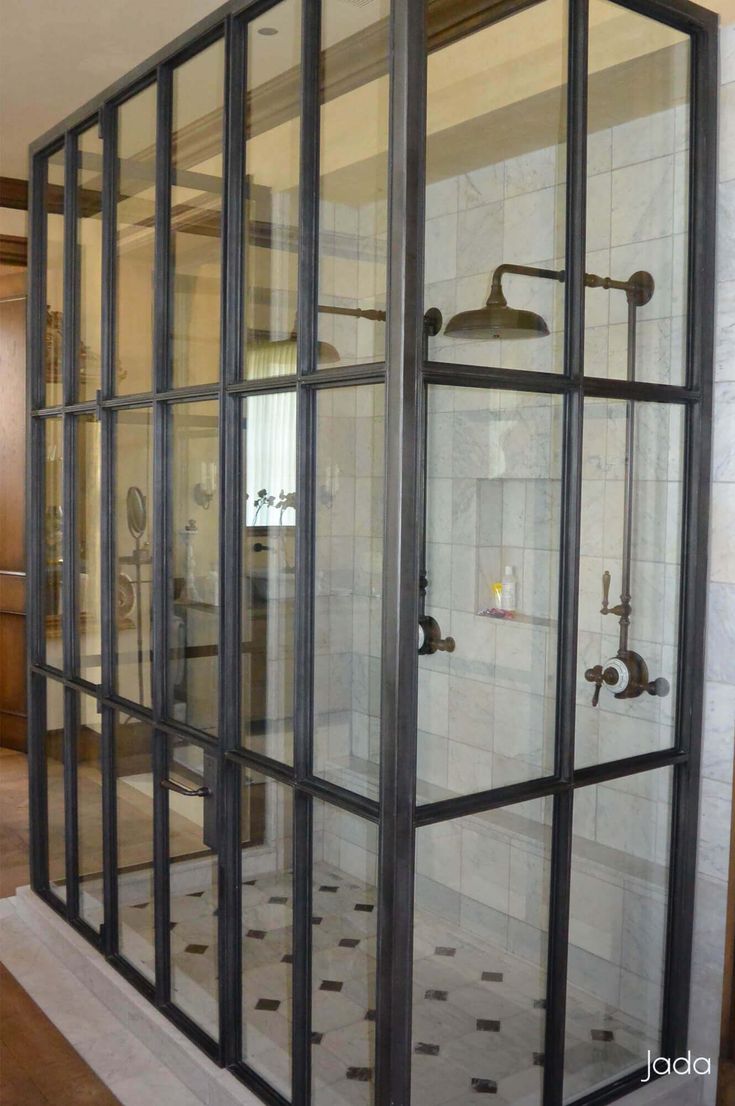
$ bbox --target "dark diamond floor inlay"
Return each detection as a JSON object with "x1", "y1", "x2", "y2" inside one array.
[
  {"x1": 354, "y1": 903, "x2": 374, "y2": 912},
  {"x1": 425, "y1": 989, "x2": 448, "y2": 1002},
  {"x1": 243, "y1": 879, "x2": 256, "y2": 886},
  {"x1": 346, "y1": 1067, "x2": 372, "y2": 1082},
  {"x1": 534, "y1": 999, "x2": 546, "y2": 1009},
  {"x1": 482, "y1": 971, "x2": 503, "y2": 982},
  {"x1": 247, "y1": 929, "x2": 266, "y2": 940},
  {"x1": 185, "y1": 944, "x2": 208, "y2": 955},
  {"x1": 591, "y1": 1029, "x2": 614, "y2": 1042},
  {"x1": 339, "y1": 938, "x2": 360, "y2": 948},
  {"x1": 187, "y1": 891, "x2": 205, "y2": 898},
  {"x1": 131, "y1": 902, "x2": 149, "y2": 910},
  {"x1": 255, "y1": 998, "x2": 280, "y2": 1012},
  {"x1": 281, "y1": 954, "x2": 293, "y2": 964},
  {"x1": 169, "y1": 922, "x2": 177, "y2": 930},
  {"x1": 269, "y1": 896, "x2": 288, "y2": 905},
  {"x1": 320, "y1": 885, "x2": 339, "y2": 892},
  {"x1": 311, "y1": 1032, "x2": 323, "y2": 1045},
  {"x1": 365, "y1": 1009, "x2": 376, "y2": 1021},
  {"x1": 533, "y1": 1052, "x2": 545, "y2": 1066},
  {"x1": 312, "y1": 916, "x2": 323, "y2": 925},
  {"x1": 476, "y1": 1019, "x2": 500, "y2": 1032},
  {"x1": 435, "y1": 946, "x2": 456, "y2": 957},
  {"x1": 415, "y1": 1042, "x2": 440, "y2": 1056},
  {"x1": 471, "y1": 1077, "x2": 498, "y2": 1094},
  {"x1": 320, "y1": 980, "x2": 343, "y2": 992}
]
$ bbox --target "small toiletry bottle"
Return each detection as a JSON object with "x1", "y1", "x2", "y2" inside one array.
[
  {"x1": 501, "y1": 565, "x2": 517, "y2": 612},
  {"x1": 492, "y1": 581, "x2": 503, "y2": 608}
]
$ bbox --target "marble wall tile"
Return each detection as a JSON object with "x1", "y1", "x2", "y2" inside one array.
[
  {"x1": 505, "y1": 145, "x2": 560, "y2": 198},
  {"x1": 711, "y1": 481, "x2": 735, "y2": 584},
  {"x1": 595, "y1": 787, "x2": 660, "y2": 864},
  {"x1": 719, "y1": 179, "x2": 735, "y2": 284},
  {"x1": 723, "y1": 25, "x2": 735, "y2": 85},
  {"x1": 611, "y1": 156, "x2": 675, "y2": 248},
  {"x1": 456, "y1": 202, "x2": 504, "y2": 279},
  {"x1": 458, "y1": 162, "x2": 505, "y2": 210},
  {"x1": 460, "y1": 824, "x2": 511, "y2": 913},
  {"x1": 503, "y1": 187, "x2": 559, "y2": 263},
  {"x1": 689, "y1": 875, "x2": 728, "y2": 1059},
  {"x1": 567, "y1": 945, "x2": 621, "y2": 1009},
  {"x1": 588, "y1": 128, "x2": 613, "y2": 176},
  {"x1": 697, "y1": 777, "x2": 732, "y2": 883},
  {"x1": 706, "y1": 581, "x2": 735, "y2": 685},
  {"x1": 721, "y1": 81, "x2": 735, "y2": 184},
  {"x1": 712, "y1": 382, "x2": 735, "y2": 481},
  {"x1": 702, "y1": 681, "x2": 735, "y2": 786},
  {"x1": 716, "y1": 279, "x2": 735, "y2": 381},
  {"x1": 425, "y1": 212, "x2": 458, "y2": 285},
  {"x1": 611, "y1": 109, "x2": 676, "y2": 170},
  {"x1": 569, "y1": 870, "x2": 624, "y2": 962}
]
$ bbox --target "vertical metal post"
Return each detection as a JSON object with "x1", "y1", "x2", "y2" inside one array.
[
  {"x1": 663, "y1": 15, "x2": 718, "y2": 1061},
  {"x1": 218, "y1": 12, "x2": 245, "y2": 1067},
  {"x1": 375, "y1": 0, "x2": 426, "y2": 1101},
  {"x1": 543, "y1": 0, "x2": 588, "y2": 1099},
  {"x1": 292, "y1": 0, "x2": 321, "y2": 1098}
]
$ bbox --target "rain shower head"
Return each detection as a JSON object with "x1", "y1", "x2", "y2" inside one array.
[{"x1": 444, "y1": 265, "x2": 552, "y2": 341}]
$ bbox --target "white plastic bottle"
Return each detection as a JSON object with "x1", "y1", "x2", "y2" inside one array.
[{"x1": 501, "y1": 565, "x2": 517, "y2": 612}]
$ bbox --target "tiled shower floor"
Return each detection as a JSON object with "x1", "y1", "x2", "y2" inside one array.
[{"x1": 113, "y1": 862, "x2": 651, "y2": 1106}]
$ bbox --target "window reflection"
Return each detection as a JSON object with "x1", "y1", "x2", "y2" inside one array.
[
  {"x1": 170, "y1": 401, "x2": 219, "y2": 734},
  {"x1": 76, "y1": 414, "x2": 101, "y2": 683},
  {"x1": 44, "y1": 678, "x2": 66, "y2": 901},
  {"x1": 171, "y1": 41, "x2": 225, "y2": 387},
  {"x1": 77, "y1": 693, "x2": 104, "y2": 932},
  {"x1": 44, "y1": 416, "x2": 64, "y2": 668},
  {"x1": 44, "y1": 149, "x2": 65, "y2": 406},
  {"x1": 77, "y1": 125, "x2": 103, "y2": 401},
  {"x1": 116, "y1": 85, "x2": 157, "y2": 395},
  {"x1": 242, "y1": 392, "x2": 296, "y2": 762},
  {"x1": 116, "y1": 714, "x2": 155, "y2": 982}
]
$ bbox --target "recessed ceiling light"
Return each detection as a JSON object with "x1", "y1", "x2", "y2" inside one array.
[{"x1": 257, "y1": 26, "x2": 278, "y2": 35}]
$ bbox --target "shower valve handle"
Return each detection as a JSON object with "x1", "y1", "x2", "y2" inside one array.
[
  {"x1": 418, "y1": 615, "x2": 455, "y2": 655},
  {"x1": 600, "y1": 569, "x2": 630, "y2": 619}
]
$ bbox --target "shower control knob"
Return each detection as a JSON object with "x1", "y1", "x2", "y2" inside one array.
[
  {"x1": 585, "y1": 651, "x2": 670, "y2": 706},
  {"x1": 418, "y1": 615, "x2": 455, "y2": 656},
  {"x1": 647, "y1": 676, "x2": 670, "y2": 698}
]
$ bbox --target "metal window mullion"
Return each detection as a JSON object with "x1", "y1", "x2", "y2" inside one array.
[
  {"x1": 292, "y1": 0, "x2": 321, "y2": 1095},
  {"x1": 62, "y1": 130, "x2": 78, "y2": 408},
  {"x1": 376, "y1": 0, "x2": 425, "y2": 1102},
  {"x1": 151, "y1": 63, "x2": 173, "y2": 1010},
  {"x1": 662, "y1": 16, "x2": 718, "y2": 1061},
  {"x1": 29, "y1": 672, "x2": 50, "y2": 892},
  {"x1": 542, "y1": 0, "x2": 589, "y2": 1101},
  {"x1": 218, "y1": 11, "x2": 245, "y2": 1068}
]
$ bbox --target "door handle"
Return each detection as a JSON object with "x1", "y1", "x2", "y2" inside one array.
[{"x1": 160, "y1": 778, "x2": 211, "y2": 798}]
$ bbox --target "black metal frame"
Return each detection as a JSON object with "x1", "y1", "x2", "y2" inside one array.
[{"x1": 25, "y1": 0, "x2": 718, "y2": 1102}]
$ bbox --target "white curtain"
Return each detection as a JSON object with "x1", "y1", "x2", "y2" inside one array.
[{"x1": 244, "y1": 340, "x2": 297, "y2": 526}]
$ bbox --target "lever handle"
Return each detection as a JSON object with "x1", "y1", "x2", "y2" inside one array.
[
  {"x1": 418, "y1": 615, "x2": 456, "y2": 655},
  {"x1": 601, "y1": 570, "x2": 611, "y2": 613},
  {"x1": 585, "y1": 664, "x2": 604, "y2": 706},
  {"x1": 161, "y1": 778, "x2": 211, "y2": 798}
]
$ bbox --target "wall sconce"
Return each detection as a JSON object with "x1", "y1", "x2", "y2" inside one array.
[{"x1": 194, "y1": 462, "x2": 217, "y2": 510}]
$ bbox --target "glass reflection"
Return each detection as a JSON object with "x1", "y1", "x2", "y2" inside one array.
[
  {"x1": 419, "y1": 387, "x2": 562, "y2": 802},
  {"x1": 312, "y1": 802, "x2": 378, "y2": 1105},
  {"x1": 244, "y1": 0, "x2": 302, "y2": 380},
  {"x1": 116, "y1": 714, "x2": 155, "y2": 982},
  {"x1": 44, "y1": 148, "x2": 65, "y2": 406},
  {"x1": 114, "y1": 409, "x2": 153, "y2": 707},
  {"x1": 413, "y1": 799, "x2": 552, "y2": 1106},
  {"x1": 241, "y1": 770, "x2": 293, "y2": 1094},
  {"x1": 77, "y1": 693, "x2": 104, "y2": 932},
  {"x1": 76, "y1": 415, "x2": 101, "y2": 683},
  {"x1": 170, "y1": 401, "x2": 219, "y2": 734},
  {"x1": 424, "y1": 0, "x2": 567, "y2": 374},
  {"x1": 564, "y1": 771, "x2": 672, "y2": 1097},
  {"x1": 171, "y1": 41, "x2": 224, "y2": 388},
  {"x1": 168, "y1": 737, "x2": 218, "y2": 1038},
  {"x1": 44, "y1": 416, "x2": 63, "y2": 668},
  {"x1": 45, "y1": 678, "x2": 66, "y2": 901},
  {"x1": 115, "y1": 84, "x2": 157, "y2": 394},
  {"x1": 585, "y1": 1, "x2": 690, "y2": 384},
  {"x1": 242, "y1": 393, "x2": 296, "y2": 761},
  {"x1": 317, "y1": 0, "x2": 389, "y2": 370},
  {"x1": 77, "y1": 125, "x2": 103, "y2": 401},
  {"x1": 313, "y1": 385, "x2": 384, "y2": 798},
  {"x1": 576, "y1": 400, "x2": 682, "y2": 767}
]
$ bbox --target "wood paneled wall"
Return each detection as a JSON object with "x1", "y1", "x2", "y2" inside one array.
[{"x1": 0, "y1": 270, "x2": 27, "y2": 750}]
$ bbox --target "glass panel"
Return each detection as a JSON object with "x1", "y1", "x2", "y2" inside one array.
[
  {"x1": 419, "y1": 387, "x2": 562, "y2": 803},
  {"x1": 313, "y1": 385, "x2": 384, "y2": 797},
  {"x1": 312, "y1": 802, "x2": 378, "y2": 1105},
  {"x1": 564, "y1": 769, "x2": 672, "y2": 1097},
  {"x1": 317, "y1": 0, "x2": 389, "y2": 370},
  {"x1": 170, "y1": 40, "x2": 224, "y2": 388},
  {"x1": 585, "y1": 2, "x2": 690, "y2": 385},
  {"x1": 413, "y1": 798, "x2": 552, "y2": 1106},
  {"x1": 114, "y1": 408, "x2": 153, "y2": 707},
  {"x1": 44, "y1": 678, "x2": 66, "y2": 901},
  {"x1": 77, "y1": 125, "x2": 103, "y2": 401},
  {"x1": 424, "y1": 0, "x2": 567, "y2": 374},
  {"x1": 170, "y1": 401, "x2": 219, "y2": 733},
  {"x1": 44, "y1": 148, "x2": 65, "y2": 406},
  {"x1": 241, "y1": 769, "x2": 293, "y2": 1095},
  {"x1": 168, "y1": 736, "x2": 218, "y2": 1038},
  {"x1": 116, "y1": 713, "x2": 155, "y2": 982},
  {"x1": 76, "y1": 414, "x2": 101, "y2": 683},
  {"x1": 115, "y1": 84, "x2": 156, "y2": 395},
  {"x1": 576, "y1": 400, "x2": 683, "y2": 767},
  {"x1": 243, "y1": 0, "x2": 302, "y2": 381},
  {"x1": 242, "y1": 392, "x2": 296, "y2": 761},
  {"x1": 77, "y1": 693, "x2": 103, "y2": 932},
  {"x1": 43, "y1": 416, "x2": 64, "y2": 668}
]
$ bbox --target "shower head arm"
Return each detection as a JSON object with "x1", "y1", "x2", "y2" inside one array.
[{"x1": 488, "y1": 263, "x2": 654, "y2": 307}]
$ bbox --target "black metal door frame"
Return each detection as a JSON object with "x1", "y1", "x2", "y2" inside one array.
[{"x1": 25, "y1": 0, "x2": 718, "y2": 1104}]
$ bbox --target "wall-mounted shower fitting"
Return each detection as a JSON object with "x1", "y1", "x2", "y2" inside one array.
[
  {"x1": 418, "y1": 614, "x2": 455, "y2": 655},
  {"x1": 584, "y1": 570, "x2": 669, "y2": 706}
]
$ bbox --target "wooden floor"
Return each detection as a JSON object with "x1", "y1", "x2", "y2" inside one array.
[{"x1": 0, "y1": 749, "x2": 121, "y2": 1106}]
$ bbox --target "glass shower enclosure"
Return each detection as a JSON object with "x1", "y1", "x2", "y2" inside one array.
[{"x1": 26, "y1": 0, "x2": 717, "y2": 1103}]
